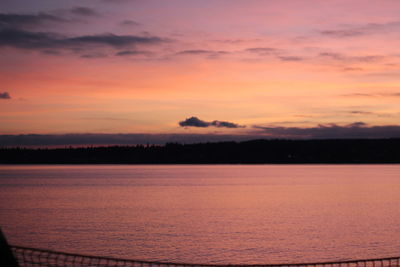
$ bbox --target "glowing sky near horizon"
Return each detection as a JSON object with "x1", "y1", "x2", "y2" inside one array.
[{"x1": 1, "y1": 0, "x2": 400, "y2": 139}]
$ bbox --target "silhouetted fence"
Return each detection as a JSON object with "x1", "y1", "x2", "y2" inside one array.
[{"x1": 9, "y1": 245, "x2": 400, "y2": 267}]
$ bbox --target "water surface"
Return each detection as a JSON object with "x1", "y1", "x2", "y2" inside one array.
[{"x1": 0, "y1": 165, "x2": 399, "y2": 264}]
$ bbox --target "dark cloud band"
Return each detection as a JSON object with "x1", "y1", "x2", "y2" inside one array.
[
  {"x1": 0, "y1": 8, "x2": 99, "y2": 31},
  {"x1": 1, "y1": 123, "x2": 400, "y2": 147},
  {"x1": 0, "y1": 13, "x2": 66, "y2": 29},
  {"x1": 70, "y1": 7, "x2": 99, "y2": 17},
  {"x1": 253, "y1": 122, "x2": 400, "y2": 139},
  {"x1": 179, "y1": 116, "x2": 245, "y2": 128},
  {"x1": 0, "y1": 92, "x2": 11, "y2": 99},
  {"x1": 0, "y1": 28, "x2": 166, "y2": 50}
]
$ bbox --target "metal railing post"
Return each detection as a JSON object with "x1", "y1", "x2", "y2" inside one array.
[{"x1": 0, "y1": 228, "x2": 20, "y2": 267}]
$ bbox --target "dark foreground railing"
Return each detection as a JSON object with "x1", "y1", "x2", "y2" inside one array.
[{"x1": 9, "y1": 245, "x2": 400, "y2": 267}]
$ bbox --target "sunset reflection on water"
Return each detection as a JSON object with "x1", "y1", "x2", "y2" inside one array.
[{"x1": 0, "y1": 165, "x2": 400, "y2": 264}]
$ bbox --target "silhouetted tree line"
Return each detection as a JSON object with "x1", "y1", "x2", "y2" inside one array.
[{"x1": 1, "y1": 139, "x2": 400, "y2": 164}]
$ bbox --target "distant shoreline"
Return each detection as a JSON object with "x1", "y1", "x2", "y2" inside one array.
[{"x1": 1, "y1": 138, "x2": 400, "y2": 164}]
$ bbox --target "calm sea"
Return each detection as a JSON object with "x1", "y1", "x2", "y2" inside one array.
[{"x1": 0, "y1": 165, "x2": 399, "y2": 264}]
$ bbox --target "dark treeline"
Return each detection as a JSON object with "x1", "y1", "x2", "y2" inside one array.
[{"x1": 1, "y1": 139, "x2": 400, "y2": 164}]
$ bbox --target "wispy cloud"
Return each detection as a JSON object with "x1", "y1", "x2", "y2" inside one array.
[
  {"x1": 348, "y1": 111, "x2": 374, "y2": 115},
  {"x1": 278, "y1": 56, "x2": 304, "y2": 62},
  {"x1": 176, "y1": 50, "x2": 229, "y2": 59},
  {"x1": 80, "y1": 52, "x2": 107, "y2": 59},
  {"x1": 319, "y1": 21, "x2": 400, "y2": 38},
  {"x1": 342, "y1": 92, "x2": 400, "y2": 97},
  {"x1": 342, "y1": 67, "x2": 364, "y2": 72},
  {"x1": 69, "y1": 33, "x2": 164, "y2": 48},
  {"x1": 115, "y1": 50, "x2": 152, "y2": 56},
  {"x1": 69, "y1": 7, "x2": 100, "y2": 17},
  {"x1": 245, "y1": 47, "x2": 279, "y2": 56},
  {"x1": 0, "y1": 8, "x2": 167, "y2": 59},
  {"x1": 320, "y1": 29, "x2": 363, "y2": 38},
  {"x1": 319, "y1": 52, "x2": 383, "y2": 63},
  {"x1": 119, "y1": 19, "x2": 140, "y2": 27},
  {"x1": 177, "y1": 50, "x2": 214, "y2": 55},
  {"x1": 244, "y1": 47, "x2": 304, "y2": 62}
]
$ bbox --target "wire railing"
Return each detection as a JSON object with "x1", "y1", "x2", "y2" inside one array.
[{"x1": 10, "y1": 245, "x2": 400, "y2": 267}]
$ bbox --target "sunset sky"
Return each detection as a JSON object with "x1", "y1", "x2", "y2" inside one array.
[{"x1": 1, "y1": 0, "x2": 400, "y2": 145}]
